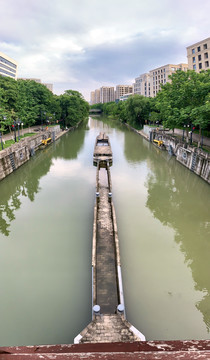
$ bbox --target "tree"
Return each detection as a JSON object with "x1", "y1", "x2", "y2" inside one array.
[
  {"x1": 125, "y1": 95, "x2": 151, "y2": 128},
  {"x1": 59, "y1": 90, "x2": 89, "y2": 127},
  {"x1": 156, "y1": 70, "x2": 210, "y2": 145}
]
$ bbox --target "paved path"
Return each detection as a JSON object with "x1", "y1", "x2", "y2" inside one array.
[{"x1": 96, "y1": 168, "x2": 118, "y2": 314}]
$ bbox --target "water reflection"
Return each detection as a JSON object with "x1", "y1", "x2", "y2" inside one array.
[
  {"x1": 0, "y1": 126, "x2": 86, "y2": 237},
  {"x1": 124, "y1": 129, "x2": 149, "y2": 164},
  {"x1": 145, "y1": 146, "x2": 210, "y2": 332}
]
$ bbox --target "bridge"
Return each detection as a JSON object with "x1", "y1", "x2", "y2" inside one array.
[
  {"x1": 89, "y1": 108, "x2": 102, "y2": 113},
  {"x1": 74, "y1": 134, "x2": 145, "y2": 343}
]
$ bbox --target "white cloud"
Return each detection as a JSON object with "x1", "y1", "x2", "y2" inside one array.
[{"x1": 0, "y1": 0, "x2": 210, "y2": 100}]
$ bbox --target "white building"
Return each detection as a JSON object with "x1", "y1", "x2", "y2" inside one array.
[
  {"x1": 0, "y1": 51, "x2": 18, "y2": 80},
  {"x1": 187, "y1": 37, "x2": 210, "y2": 72},
  {"x1": 133, "y1": 73, "x2": 150, "y2": 97}
]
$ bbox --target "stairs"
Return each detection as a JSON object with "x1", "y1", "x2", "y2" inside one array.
[
  {"x1": 191, "y1": 152, "x2": 197, "y2": 171},
  {"x1": 168, "y1": 145, "x2": 173, "y2": 155},
  {"x1": 9, "y1": 153, "x2": 16, "y2": 171}
]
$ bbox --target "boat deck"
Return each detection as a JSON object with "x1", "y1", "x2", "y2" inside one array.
[{"x1": 93, "y1": 132, "x2": 112, "y2": 165}]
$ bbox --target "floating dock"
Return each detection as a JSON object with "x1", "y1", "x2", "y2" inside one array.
[{"x1": 74, "y1": 133, "x2": 145, "y2": 343}]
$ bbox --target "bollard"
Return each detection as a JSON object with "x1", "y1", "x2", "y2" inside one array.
[
  {"x1": 108, "y1": 192, "x2": 112, "y2": 202},
  {"x1": 93, "y1": 304, "x2": 100, "y2": 316},
  {"x1": 117, "y1": 304, "x2": 124, "y2": 315}
]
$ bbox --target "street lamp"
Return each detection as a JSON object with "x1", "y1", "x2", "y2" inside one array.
[
  {"x1": 13, "y1": 121, "x2": 17, "y2": 142},
  {"x1": 21, "y1": 122, "x2": 24, "y2": 136},
  {"x1": 17, "y1": 120, "x2": 21, "y2": 141},
  {"x1": 182, "y1": 124, "x2": 186, "y2": 141},
  {"x1": 0, "y1": 132, "x2": 3, "y2": 150},
  {"x1": 0, "y1": 115, "x2": 7, "y2": 150}
]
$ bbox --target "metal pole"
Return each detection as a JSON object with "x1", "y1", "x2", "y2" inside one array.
[
  {"x1": 0, "y1": 132, "x2": 3, "y2": 150},
  {"x1": 14, "y1": 121, "x2": 17, "y2": 142},
  {"x1": 17, "y1": 121, "x2": 20, "y2": 141}
]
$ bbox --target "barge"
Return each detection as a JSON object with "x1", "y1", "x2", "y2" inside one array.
[{"x1": 93, "y1": 132, "x2": 112, "y2": 166}]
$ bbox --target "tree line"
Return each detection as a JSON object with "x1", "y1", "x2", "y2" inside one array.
[
  {"x1": 91, "y1": 70, "x2": 210, "y2": 146},
  {"x1": 0, "y1": 76, "x2": 89, "y2": 135}
]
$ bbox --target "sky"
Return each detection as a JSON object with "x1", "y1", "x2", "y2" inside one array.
[{"x1": 0, "y1": 0, "x2": 210, "y2": 101}]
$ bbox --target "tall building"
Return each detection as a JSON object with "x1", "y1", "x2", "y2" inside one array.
[
  {"x1": 149, "y1": 63, "x2": 188, "y2": 97},
  {"x1": 115, "y1": 85, "x2": 133, "y2": 100},
  {"x1": 90, "y1": 89, "x2": 100, "y2": 105},
  {"x1": 187, "y1": 37, "x2": 210, "y2": 72},
  {"x1": 18, "y1": 78, "x2": 53, "y2": 92},
  {"x1": 100, "y1": 86, "x2": 115, "y2": 103},
  {"x1": 90, "y1": 91, "x2": 95, "y2": 105},
  {"x1": 43, "y1": 83, "x2": 53, "y2": 92},
  {"x1": 0, "y1": 51, "x2": 18, "y2": 80},
  {"x1": 133, "y1": 73, "x2": 151, "y2": 97},
  {"x1": 95, "y1": 89, "x2": 100, "y2": 104}
]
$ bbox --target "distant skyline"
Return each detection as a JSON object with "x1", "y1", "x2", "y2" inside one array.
[{"x1": 1, "y1": 0, "x2": 209, "y2": 101}]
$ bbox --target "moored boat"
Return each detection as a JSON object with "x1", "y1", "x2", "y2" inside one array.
[{"x1": 93, "y1": 132, "x2": 112, "y2": 166}]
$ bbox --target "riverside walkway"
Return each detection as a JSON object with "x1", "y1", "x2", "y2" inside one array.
[{"x1": 74, "y1": 133, "x2": 145, "y2": 343}]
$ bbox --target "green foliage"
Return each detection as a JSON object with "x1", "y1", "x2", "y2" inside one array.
[
  {"x1": 0, "y1": 75, "x2": 89, "y2": 133},
  {"x1": 125, "y1": 95, "x2": 151, "y2": 127},
  {"x1": 156, "y1": 70, "x2": 210, "y2": 133},
  {"x1": 59, "y1": 90, "x2": 89, "y2": 127}
]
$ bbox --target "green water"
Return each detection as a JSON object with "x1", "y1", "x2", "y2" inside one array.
[{"x1": 0, "y1": 117, "x2": 209, "y2": 345}]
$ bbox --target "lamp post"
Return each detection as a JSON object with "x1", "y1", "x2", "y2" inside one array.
[
  {"x1": 13, "y1": 121, "x2": 17, "y2": 142},
  {"x1": 44, "y1": 112, "x2": 47, "y2": 130},
  {"x1": 17, "y1": 120, "x2": 21, "y2": 141},
  {"x1": 182, "y1": 124, "x2": 186, "y2": 141},
  {"x1": 0, "y1": 115, "x2": 7, "y2": 150},
  {"x1": 21, "y1": 122, "x2": 24, "y2": 136},
  {"x1": 0, "y1": 131, "x2": 3, "y2": 150}
]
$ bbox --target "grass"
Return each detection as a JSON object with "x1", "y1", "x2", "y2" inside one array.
[{"x1": 2, "y1": 133, "x2": 36, "y2": 149}]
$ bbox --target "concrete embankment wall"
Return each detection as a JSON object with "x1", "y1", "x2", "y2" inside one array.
[
  {"x1": 0, "y1": 125, "x2": 62, "y2": 181},
  {"x1": 130, "y1": 125, "x2": 210, "y2": 185},
  {"x1": 154, "y1": 132, "x2": 210, "y2": 184}
]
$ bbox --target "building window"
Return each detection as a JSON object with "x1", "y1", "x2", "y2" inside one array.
[
  {"x1": 192, "y1": 48, "x2": 195, "y2": 54},
  {"x1": 0, "y1": 56, "x2": 17, "y2": 69},
  {"x1": 205, "y1": 61, "x2": 209, "y2": 68},
  {"x1": 199, "y1": 63, "x2": 202, "y2": 69},
  {"x1": 198, "y1": 54, "x2": 202, "y2": 61},
  {"x1": 204, "y1": 52, "x2": 208, "y2": 59},
  {"x1": 193, "y1": 57, "x2": 196, "y2": 63},
  {"x1": 197, "y1": 46, "x2": 201, "y2": 52},
  {"x1": 193, "y1": 64, "x2": 196, "y2": 70},
  {"x1": 203, "y1": 43, "x2": 207, "y2": 50}
]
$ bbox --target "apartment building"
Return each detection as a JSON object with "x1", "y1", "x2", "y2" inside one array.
[
  {"x1": 0, "y1": 51, "x2": 18, "y2": 80},
  {"x1": 90, "y1": 91, "x2": 95, "y2": 105},
  {"x1": 149, "y1": 63, "x2": 188, "y2": 97},
  {"x1": 133, "y1": 73, "x2": 151, "y2": 97},
  {"x1": 19, "y1": 78, "x2": 53, "y2": 92},
  {"x1": 43, "y1": 83, "x2": 53, "y2": 92},
  {"x1": 119, "y1": 93, "x2": 133, "y2": 101},
  {"x1": 90, "y1": 89, "x2": 101, "y2": 105},
  {"x1": 187, "y1": 37, "x2": 210, "y2": 72},
  {"x1": 95, "y1": 89, "x2": 100, "y2": 104},
  {"x1": 100, "y1": 86, "x2": 115, "y2": 103},
  {"x1": 115, "y1": 85, "x2": 133, "y2": 100}
]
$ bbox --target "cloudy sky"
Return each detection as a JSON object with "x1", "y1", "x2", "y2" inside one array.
[{"x1": 1, "y1": 0, "x2": 209, "y2": 101}]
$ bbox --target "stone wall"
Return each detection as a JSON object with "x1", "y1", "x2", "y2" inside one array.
[
  {"x1": 0, "y1": 126, "x2": 61, "y2": 181},
  {"x1": 153, "y1": 131, "x2": 210, "y2": 184}
]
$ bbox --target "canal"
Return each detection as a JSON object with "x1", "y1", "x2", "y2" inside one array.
[{"x1": 0, "y1": 116, "x2": 210, "y2": 346}]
